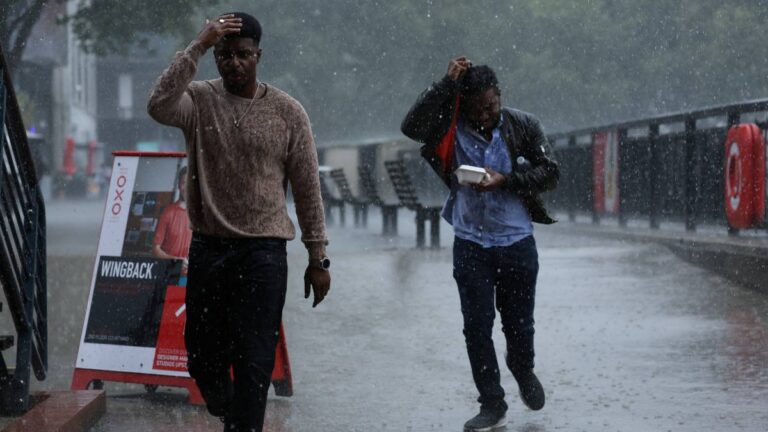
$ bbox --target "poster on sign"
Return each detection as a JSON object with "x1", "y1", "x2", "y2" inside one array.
[
  {"x1": 75, "y1": 154, "x2": 192, "y2": 377},
  {"x1": 592, "y1": 131, "x2": 620, "y2": 215}
]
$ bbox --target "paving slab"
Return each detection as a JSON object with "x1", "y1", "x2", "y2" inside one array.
[
  {"x1": 2, "y1": 391, "x2": 105, "y2": 432},
  {"x1": 549, "y1": 218, "x2": 768, "y2": 294},
  {"x1": 1, "y1": 201, "x2": 764, "y2": 432}
]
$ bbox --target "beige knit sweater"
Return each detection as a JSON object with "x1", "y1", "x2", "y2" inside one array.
[{"x1": 147, "y1": 40, "x2": 327, "y2": 258}]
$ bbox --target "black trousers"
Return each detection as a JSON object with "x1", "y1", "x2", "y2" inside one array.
[
  {"x1": 185, "y1": 233, "x2": 288, "y2": 432},
  {"x1": 453, "y1": 235, "x2": 539, "y2": 412}
]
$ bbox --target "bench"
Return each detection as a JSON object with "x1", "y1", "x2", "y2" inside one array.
[
  {"x1": 319, "y1": 166, "x2": 346, "y2": 226},
  {"x1": 384, "y1": 159, "x2": 443, "y2": 249},
  {"x1": 358, "y1": 165, "x2": 401, "y2": 236},
  {"x1": 329, "y1": 168, "x2": 370, "y2": 228}
]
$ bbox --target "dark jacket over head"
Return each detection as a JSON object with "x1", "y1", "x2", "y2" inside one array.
[{"x1": 400, "y1": 75, "x2": 559, "y2": 224}]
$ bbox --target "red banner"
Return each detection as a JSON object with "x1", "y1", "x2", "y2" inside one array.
[
  {"x1": 152, "y1": 285, "x2": 188, "y2": 372},
  {"x1": 593, "y1": 131, "x2": 620, "y2": 215}
]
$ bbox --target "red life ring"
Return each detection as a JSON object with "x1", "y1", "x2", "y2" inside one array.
[{"x1": 724, "y1": 124, "x2": 765, "y2": 229}]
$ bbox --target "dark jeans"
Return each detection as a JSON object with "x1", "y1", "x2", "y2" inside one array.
[
  {"x1": 453, "y1": 235, "x2": 539, "y2": 412},
  {"x1": 185, "y1": 233, "x2": 288, "y2": 432}
]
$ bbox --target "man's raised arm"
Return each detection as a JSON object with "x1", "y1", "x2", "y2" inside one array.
[{"x1": 400, "y1": 57, "x2": 471, "y2": 145}]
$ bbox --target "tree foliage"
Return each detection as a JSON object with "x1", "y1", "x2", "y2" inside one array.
[
  {"x1": 5, "y1": 0, "x2": 768, "y2": 140},
  {"x1": 0, "y1": 0, "x2": 55, "y2": 72},
  {"x1": 197, "y1": 0, "x2": 768, "y2": 141},
  {"x1": 0, "y1": 0, "x2": 217, "y2": 71},
  {"x1": 66, "y1": 0, "x2": 218, "y2": 56}
]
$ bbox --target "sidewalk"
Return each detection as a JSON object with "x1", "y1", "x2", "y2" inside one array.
[
  {"x1": 8, "y1": 202, "x2": 766, "y2": 431},
  {"x1": 67, "y1": 215, "x2": 768, "y2": 430},
  {"x1": 45, "y1": 198, "x2": 105, "y2": 257},
  {"x1": 550, "y1": 214, "x2": 768, "y2": 294}
]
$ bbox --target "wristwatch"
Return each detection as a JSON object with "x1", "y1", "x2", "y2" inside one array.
[{"x1": 309, "y1": 256, "x2": 331, "y2": 271}]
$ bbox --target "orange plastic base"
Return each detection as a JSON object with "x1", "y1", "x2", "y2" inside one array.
[{"x1": 71, "y1": 324, "x2": 293, "y2": 404}]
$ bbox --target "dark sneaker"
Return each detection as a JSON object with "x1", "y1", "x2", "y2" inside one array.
[
  {"x1": 505, "y1": 353, "x2": 545, "y2": 410},
  {"x1": 463, "y1": 407, "x2": 507, "y2": 431},
  {"x1": 511, "y1": 368, "x2": 545, "y2": 411}
]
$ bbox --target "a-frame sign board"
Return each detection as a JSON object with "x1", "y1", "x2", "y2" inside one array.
[{"x1": 71, "y1": 152, "x2": 292, "y2": 403}]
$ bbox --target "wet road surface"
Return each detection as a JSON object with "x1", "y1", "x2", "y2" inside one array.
[{"x1": 14, "y1": 200, "x2": 768, "y2": 431}]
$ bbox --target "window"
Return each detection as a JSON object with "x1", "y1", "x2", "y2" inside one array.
[{"x1": 118, "y1": 74, "x2": 133, "y2": 120}]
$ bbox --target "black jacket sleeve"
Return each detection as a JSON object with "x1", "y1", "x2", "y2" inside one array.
[
  {"x1": 505, "y1": 114, "x2": 560, "y2": 196},
  {"x1": 400, "y1": 75, "x2": 459, "y2": 146}
]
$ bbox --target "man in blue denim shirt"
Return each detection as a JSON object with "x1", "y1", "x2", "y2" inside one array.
[
  {"x1": 402, "y1": 58, "x2": 559, "y2": 431},
  {"x1": 445, "y1": 116, "x2": 533, "y2": 246}
]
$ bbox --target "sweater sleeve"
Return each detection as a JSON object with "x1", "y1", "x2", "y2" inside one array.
[
  {"x1": 147, "y1": 40, "x2": 207, "y2": 129},
  {"x1": 285, "y1": 104, "x2": 329, "y2": 259}
]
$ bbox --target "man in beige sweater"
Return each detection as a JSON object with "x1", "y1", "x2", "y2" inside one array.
[{"x1": 147, "y1": 12, "x2": 331, "y2": 432}]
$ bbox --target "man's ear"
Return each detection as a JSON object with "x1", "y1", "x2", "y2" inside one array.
[{"x1": 256, "y1": 48, "x2": 263, "y2": 63}]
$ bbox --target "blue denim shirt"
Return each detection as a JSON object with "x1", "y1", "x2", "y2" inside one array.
[{"x1": 442, "y1": 120, "x2": 533, "y2": 247}]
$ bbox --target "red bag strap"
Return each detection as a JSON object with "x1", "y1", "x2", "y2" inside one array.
[{"x1": 435, "y1": 96, "x2": 461, "y2": 177}]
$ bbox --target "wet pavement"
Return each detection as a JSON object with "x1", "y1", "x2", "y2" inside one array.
[{"x1": 7, "y1": 199, "x2": 768, "y2": 431}]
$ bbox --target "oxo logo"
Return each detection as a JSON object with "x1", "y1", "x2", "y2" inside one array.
[{"x1": 111, "y1": 173, "x2": 128, "y2": 216}]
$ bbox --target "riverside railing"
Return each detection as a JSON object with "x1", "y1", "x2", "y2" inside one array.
[{"x1": 547, "y1": 99, "x2": 768, "y2": 234}]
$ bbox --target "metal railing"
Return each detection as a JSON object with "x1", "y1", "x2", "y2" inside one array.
[
  {"x1": 0, "y1": 45, "x2": 48, "y2": 414},
  {"x1": 547, "y1": 99, "x2": 768, "y2": 234}
]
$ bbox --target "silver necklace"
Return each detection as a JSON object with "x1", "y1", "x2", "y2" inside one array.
[{"x1": 233, "y1": 82, "x2": 263, "y2": 128}]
